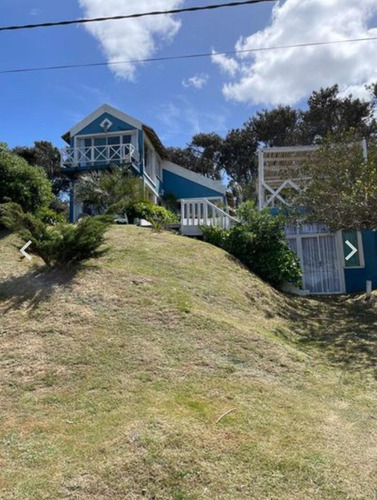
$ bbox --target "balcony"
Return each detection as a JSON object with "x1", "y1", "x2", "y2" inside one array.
[{"x1": 60, "y1": 144, "x2": 140, "y2": 171}]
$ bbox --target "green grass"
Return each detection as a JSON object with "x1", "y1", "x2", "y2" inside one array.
[{"x1": 0, "y1": 226, "x2": 376, "y2": 499}]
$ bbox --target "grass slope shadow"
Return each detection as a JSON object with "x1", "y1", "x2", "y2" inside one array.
[
  {"x1": 0, "y1": 264, "x2": 81, "y2": 312},
  {"x1": 276, "y1": 294, "x2": 377, "y2": 378}
]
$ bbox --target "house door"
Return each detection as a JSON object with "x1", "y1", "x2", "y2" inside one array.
[{"x1": 287, "y1": 228, "x2": 344, "y2": 294}]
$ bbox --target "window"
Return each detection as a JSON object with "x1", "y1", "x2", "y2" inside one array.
[
  {"x1": 108, "y1": 136, "x2": 120, "y2": 145},
  {"x1": 341, "y1": 230, "x2": 364, "y2": 268}
]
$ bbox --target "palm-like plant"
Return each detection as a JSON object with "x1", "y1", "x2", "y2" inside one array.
[{"x1": 76, "y1": 166, "x2": 146, "y2": 215}]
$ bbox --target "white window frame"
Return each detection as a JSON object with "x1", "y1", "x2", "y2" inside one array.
[
  {"x1": 337, "y1": 230, "x2": 365, "y2": 269},
  {"x1": 75, "y1": 130, "x2": 138, "y2": 148},
  {"x1": 286, "y1": 226, "x2": 346, "y2": 294}
]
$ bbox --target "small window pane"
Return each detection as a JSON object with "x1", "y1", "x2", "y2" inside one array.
[
  {"x1": 94, "y1": 137, "x2": 106, "y2": 146},
  {"x1": 122, "y1": 135, "x2": 132, "y2": 144},
  {"x1": 299, "y1": 224, "x2": 328, "y2": 234},
  {"x1": 108, "y1": 136, "x2": 120, "y2": 145},
  {"x1": 285, "y1": 225, "x2": 298, "y2": 236}
]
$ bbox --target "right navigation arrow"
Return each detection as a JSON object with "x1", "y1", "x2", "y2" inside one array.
[{"x1": 345, "y1": 240, "x2": 358, "y2": 261}]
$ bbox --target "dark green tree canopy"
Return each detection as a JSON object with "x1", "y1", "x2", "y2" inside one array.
[
  {"x1": 0, "y1": 143, "x2": 53, "y2": 214},
  {"x1": 251, "y1": 106, "x2": 302, "y2": 147},
  {"x1": 302, "y1": 85, "x2": 375, "y2": 142},
  {"x1": 166, "y1": 133, "x2": 223, "y2": 180},
  {"x1": 13, "y1": 140, "x2": 69, "y2": 195},
  {"x1": 220, "y1": 125, "x2": 258, "y2": 186}
]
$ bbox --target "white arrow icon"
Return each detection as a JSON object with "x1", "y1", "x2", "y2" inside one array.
[
  {"x1": 20, "y1": 240, "x2": 32, "y2": 261},
  {"x1": 345, "y1": 240, "x2": 358, "y2": 261}
]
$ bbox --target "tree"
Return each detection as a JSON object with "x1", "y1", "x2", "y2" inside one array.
[
  {"x1": 220, "y1": 125, "x2": 258, "y2": 186},
  {"x1": 251, "y1": 106, "x2": 302, "y2": 147},
  {"x1": 76, "y1": 166, "x2": 146, "y2": 215},
  {"x1": 165, "y1": 146, "x2": 199, "y2": 171},
  {"x1": 302, "y1": 85, "x2": 376, "y2": 142},
  {"x1": 166, "y1": 133, "x2": 223, "y2": 180},
  {"x1": 291, "y1": 134, "x2": 377, "y2": 231},
  {"x1": 189, "y1": 132, "x2": 223, "y2": 180},
  {"x1": 0, "y1": 143, "x2": 53, "y2": 214},
  {"x1": 13, "y1": 141, "x2": 69, "y2": 196}
]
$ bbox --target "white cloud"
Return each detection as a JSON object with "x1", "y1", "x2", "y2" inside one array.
[
  {"x1": 182, "y1": 74, "x2": 209, "y2": 89},
  {"x1": 212, "y1": 0, "x2": 377, "y2": 105},
  {"x1": 30, "y1": 8, "x2": 41, "y2": 16},
  {"x1": 211, "y1": 50, "x2": 239, "y2": 77},
  {"x1": 78, "y1": 0, "x2": 184, "y2": 80}
]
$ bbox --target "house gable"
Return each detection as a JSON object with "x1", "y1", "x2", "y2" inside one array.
[{"x1": 75, "y1": 112, "x2": 138, "y2": 138}]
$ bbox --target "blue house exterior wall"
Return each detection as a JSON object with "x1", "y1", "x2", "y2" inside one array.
[
  {"x1": 162, "y1": 170, "x2": 224, "y2": 200},
  {"x1": 344, "y1": 230, "x2": 377, "y2": 293}
]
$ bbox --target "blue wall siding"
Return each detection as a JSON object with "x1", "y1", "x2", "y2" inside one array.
[
  {"x1": 76, "y1": 112, "x2": 137, "y2": 136},
  {"x1": 344, "y1": 230, "x2": 377, "y2": 293},
  {"x1": 162, "y1": 170, "x2": 224, "y2": 199}
]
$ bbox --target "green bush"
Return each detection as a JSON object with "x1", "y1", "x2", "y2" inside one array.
[
  {"x1": 36, "y1": 207, "x2": 67, "y2": 225},
  {"x1": 0, "y1": 143, "x2": 53, "y2": 213},
  {"x1": 127, "y1": 201, "x2": 179, "y2": 226},
  {"x1": 202, "y1": 204, "x2": 302, "y2": 288},
  {"x1": 0, "y1": 202, "x2": 110, "y2": 268}
]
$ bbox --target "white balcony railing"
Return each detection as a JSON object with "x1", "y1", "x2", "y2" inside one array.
[
  {"x1": 180, "y1": 198, "x2": 238, "y2": 236},
  {"x1": 60, "y1": 144, "x2": 139, "y2": 169}
]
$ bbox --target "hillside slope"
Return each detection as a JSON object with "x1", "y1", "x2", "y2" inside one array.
[{"x1": 0, "y1": 226, "x2": 376, "y2": 500}]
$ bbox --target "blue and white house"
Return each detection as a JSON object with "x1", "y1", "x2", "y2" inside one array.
[
  {"x1": 258, "y1": 145, "x2": 377, "y2": 295},
  {"x1": 61, "y1": 104, "x2": 233, "y2": 235}
]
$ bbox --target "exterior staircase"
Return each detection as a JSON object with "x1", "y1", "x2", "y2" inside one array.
[{"x1": 179, "y1": 198, "x2": 238, "y2": 236}]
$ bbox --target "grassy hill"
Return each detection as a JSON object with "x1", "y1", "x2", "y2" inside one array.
[{"x1": 0, "y1": 226, "x2": 376, "y2": 500}]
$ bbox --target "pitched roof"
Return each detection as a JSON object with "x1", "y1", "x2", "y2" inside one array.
[{"x1": 62, "y1": 104, "x2": 167, "y2": 158}]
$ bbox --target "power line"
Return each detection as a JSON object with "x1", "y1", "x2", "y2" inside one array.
[
  {"x1": 1, "y1": 36, "x2": 377, "y2": 75},
  {"x1": 0, "y1": 0, "x2": 275, "y2": 32}
]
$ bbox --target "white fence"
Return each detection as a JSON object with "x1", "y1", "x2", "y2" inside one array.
[{"x1": 180, "y1": 198, "x2": 238, "y2": 236}]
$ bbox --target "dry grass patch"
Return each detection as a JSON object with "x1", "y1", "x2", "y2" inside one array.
[{"x1": 0, "y1": 226, "x2": 376, "y2": 499}]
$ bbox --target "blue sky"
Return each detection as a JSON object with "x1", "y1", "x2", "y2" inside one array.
[
  {"x1": 1, "y1": 0, "x2": 377, "y2": 150},
  {"x1": 0, "y1": 0, "x2": 272, "y2": 149}
]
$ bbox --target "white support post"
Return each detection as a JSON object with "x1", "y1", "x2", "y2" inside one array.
[
  {"x1": 204, "y1": 203, "x2": 208, "y2": 225},
  {"x1": 181, "y1": 200, "x2": 185, "y2": 227},
  {"x1": 366, "y1": 280, "x2": 372, "y2": 299}
]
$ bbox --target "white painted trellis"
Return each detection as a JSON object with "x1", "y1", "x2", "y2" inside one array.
[{"x1": 258, "y1": 145, "x2": 319, "y2": 209}]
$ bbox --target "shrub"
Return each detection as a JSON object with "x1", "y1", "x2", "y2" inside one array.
[
  {"x1": 0, "y1": 143, "x2": 53, "y2": 213},
  {"x1": 127, "y1": 201, "x2": 179, "y2": 226},
  {"x1": 202, "y1": 204, "x2": 302, "y2": 288},
  {"x1": 0, "y1": 202, "x2": 110, "y2": 268},
  {"x1": 36, "y1": 207, "x2": 67, "y2": 225},
  {"x1": 76, "y1": 166, "x2": 146, "y2": 215}
]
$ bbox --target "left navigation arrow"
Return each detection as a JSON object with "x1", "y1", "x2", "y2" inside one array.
[{"x1": 20, "y1": 240, "x2": 32, "y2": 261}]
